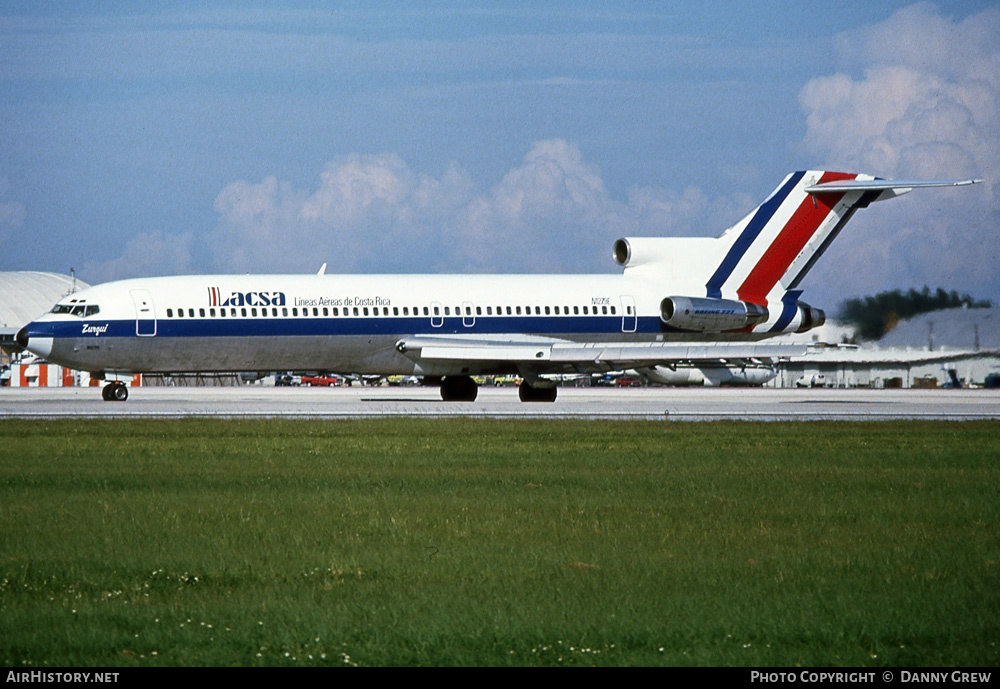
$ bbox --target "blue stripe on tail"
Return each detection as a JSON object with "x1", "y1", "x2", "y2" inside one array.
[{"x1": 705, "y1": 171, "x2": 805, "y2": 299}]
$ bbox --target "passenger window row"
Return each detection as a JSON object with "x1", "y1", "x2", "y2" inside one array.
[{"x1": 163, "y1": 304, "x2": 620, "y2": 318}]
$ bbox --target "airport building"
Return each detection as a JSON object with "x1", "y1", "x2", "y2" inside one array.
[
  {"x1": 7, "y1": 360, "x2": 79, "y2": 388},
  {"x1": 772, "y1": 307, "x2": 1000, "y2": 388},
  {"x1": 772, "y1": 345, "x2": 1000, "y2": 388}
]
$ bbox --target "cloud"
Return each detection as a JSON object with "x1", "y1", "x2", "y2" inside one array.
[
  {"x1": 80, "y1": 230, "x2": 194, "y2": 283},
  {"x1": 212, "y1": 176, "x2": 308, "y2": 273},
  {"x1": 0, "y1": 200, "x2": 26, "y2": 250},
  {"x1": 798, "y1": 2, "x2": 1000, "y2": 305},
  {"x1": 210, "y1": 154, "x2": 476, "y2": 274},
  {"x1": 207, "y1": 140, "x2": 757, "y2": 277},
  {"x1": 0, "y1": 179, "x2": 27, "y2": 252},
  {"x1": 454, "y1": 140, "x2": 619, "y2": 271},
  {"x1": 0, "y1": 200, "x2": 26, "y2": 229}
]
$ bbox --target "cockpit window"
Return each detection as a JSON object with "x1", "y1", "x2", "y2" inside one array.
[{"x1": 50, "y1": 303, "x2": 100, "y2": 317}]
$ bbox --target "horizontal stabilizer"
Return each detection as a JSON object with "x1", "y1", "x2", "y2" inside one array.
[{"x1": 805, "y1": 178, "x2": 981, "y2": 193}]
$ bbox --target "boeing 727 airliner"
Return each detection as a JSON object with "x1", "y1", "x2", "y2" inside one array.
[{"x1": 16, "y1": 170, "x2": 980, "y2": 402}]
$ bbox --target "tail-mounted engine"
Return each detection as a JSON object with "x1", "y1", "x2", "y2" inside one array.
[
  {"x1": 795, "y1": 302, "x2": 826, "y2": 333},
  {"x1": 660, "y1": 296, "x2": 769, "y2": 332},
  {"x1": 660, "y1": 296, "x2": 825, "y2": 334}
]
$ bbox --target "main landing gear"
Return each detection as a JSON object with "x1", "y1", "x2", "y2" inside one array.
[
  {"x1": 437, "y1": 375, "x2": 558, "y2": 403},
  {"x1": 518, "y1": 381, "x2": 557, "y2": 403},
  {"x1": 101, "y1": 382, "x2": 129, "y2": 402},
  {"x1": 440, "y1": 375, "x2": 478, "y2": 402}
]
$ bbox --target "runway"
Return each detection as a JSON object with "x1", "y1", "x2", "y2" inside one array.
[{"x1": 2, "y1": 385, "x2": 999, "y2": 420}]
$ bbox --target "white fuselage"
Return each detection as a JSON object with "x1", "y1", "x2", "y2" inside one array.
[{"x1": 22, "y1": 271, "x2": 775, "y2": 377}]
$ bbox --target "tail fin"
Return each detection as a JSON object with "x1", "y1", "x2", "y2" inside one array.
[
  {"x1": 614, "y1": 171, "x2": 980, "y2": 304},
  {"x1": 703, "y1": 171, "x2": 980, "y2": 305},
  {"x1": 613, "y1": 171, "x2": 979, "y2": 335},
  {"x1": 706, "y1": 171, "x2": 867, "y2": 305}
]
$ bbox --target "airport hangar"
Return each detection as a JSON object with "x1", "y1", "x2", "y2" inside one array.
[
  {"x1": 1, "y1": 271, "x2": 89, "y2": 359},
  {"x1": 771, "y1": 307, "x2": 1000, "y2": 388},
  {"x1": 770, "y1": 345, "x2": 1000, "y2": 389},
  {"x1": 0, "y1": 272, "x2": 90, "y2": 386}
]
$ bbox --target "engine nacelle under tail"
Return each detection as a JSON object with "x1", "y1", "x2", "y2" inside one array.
[
  {"x1": 660, "y1": 296, "x2": 769, "y2": 332},
  {"x1": 795, "y1": 302, "x2": 826, "y2": 333}
]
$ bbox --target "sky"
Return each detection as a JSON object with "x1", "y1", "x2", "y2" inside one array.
[{"x1": 1, "y1": 1, "x2": 998, "y2": 313}]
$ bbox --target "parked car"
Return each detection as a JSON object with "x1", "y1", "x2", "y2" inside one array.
[
  {"x1": 795, "y1": 374, "x2": 828, "y2": 388},
  {"x1": 301, "y1": 374, "x2": 343, "y2": 387},
  {"x1": 615, "y1": 376, "x2": 643, "y2": 387},
  {"x1": 387, "y1": 375, "x2": 421, "y2": 386}
]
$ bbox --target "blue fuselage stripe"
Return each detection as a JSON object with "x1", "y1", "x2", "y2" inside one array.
[{"x1": 36, "y1": 315, "x2": 678, "y2": 340}]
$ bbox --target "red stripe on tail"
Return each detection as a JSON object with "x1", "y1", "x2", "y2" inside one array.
[{"x1": 737, "y1": 172, "x2": 854, "y2": 305}]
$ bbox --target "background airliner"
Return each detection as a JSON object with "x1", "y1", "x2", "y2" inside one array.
[{"x1": 17, "y1": 170, "x2": 979, "y2": 402}]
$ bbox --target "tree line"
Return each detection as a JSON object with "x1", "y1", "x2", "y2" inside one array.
[{"x1": 838, "y1": 287, "x2": 992, "y2": 341}]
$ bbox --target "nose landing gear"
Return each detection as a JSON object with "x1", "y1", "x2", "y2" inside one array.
[{"x1": 101, "y1": 382, "x2": 129, "y2": 402}]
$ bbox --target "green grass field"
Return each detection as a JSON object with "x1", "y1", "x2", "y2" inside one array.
[{"x1": 1, "y1": 419, "x2": 997, "y2": 667}]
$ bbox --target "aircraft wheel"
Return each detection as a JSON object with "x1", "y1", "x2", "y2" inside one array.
[
  {"x1": 440, "y1": 375, "x2": 478, "y2": 402},
  {"x1": 518, "y1": 381, "x2": 557, "y2": 403},
  {"x1": 103, "y1": 382, "x2": 128, "y2": 402}
]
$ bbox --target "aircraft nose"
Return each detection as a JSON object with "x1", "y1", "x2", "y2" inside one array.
[{"x1": 16, "y1": 325, "x2": 54, "y2": 358}]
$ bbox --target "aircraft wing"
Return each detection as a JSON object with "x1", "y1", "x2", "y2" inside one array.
[{"x1": 395, "y1": 335, "x2": 808, "y2": 373}]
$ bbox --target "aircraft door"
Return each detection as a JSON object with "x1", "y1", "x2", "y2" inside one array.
[
  {"x1": 131, "y1": 289, "x2": 157, "y2": 336},
  {"x1": 620, "y1": 295, "x2": 636, "y2": 333},
  {"x1": 430, "y1": 301, "x2": 443, "y2": 328},
  {"x1": 462, "y1": 301, "x2": 475, "y2": 328}
]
